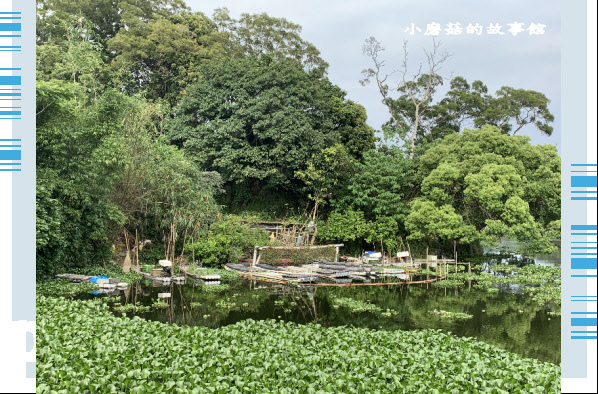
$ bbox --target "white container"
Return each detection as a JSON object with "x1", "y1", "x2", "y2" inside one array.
[
  {"x1": 158, "y1": 292, "x2": 171, "y2": 298},
  {"x1": 369, "y1": 252, "x2": 382, "y2": 258},
  {"x1": 199, "y1": 274, "x2": 221, "y2": 281},
  {"x1": 396, "y1": 251, "x2": 410, "y2": 258},
  {"x1": 158, "y1": 259, "x2": 172, "y2": 267}
]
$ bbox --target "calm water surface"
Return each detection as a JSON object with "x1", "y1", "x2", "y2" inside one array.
[{"x1": 79, "y1": 264, "x2": 561, "y2": 365}]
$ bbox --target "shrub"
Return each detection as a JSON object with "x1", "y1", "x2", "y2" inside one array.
[{"x1": 185, "y1": 215, "x2": 273, "y2": 267}]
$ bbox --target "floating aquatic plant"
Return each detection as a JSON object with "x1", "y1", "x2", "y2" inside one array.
[{"x1": 37, "y1": 296, "x2": 561, "y2": 393}]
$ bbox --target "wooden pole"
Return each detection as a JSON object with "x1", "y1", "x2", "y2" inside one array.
[
  {"x1": 334, "y1": 246, "x2": 339, "y2": 263},
  {"x1": 454, "y1": 240, "x2": 458, "y2": 273},
  {"x1": 426, "y1": 247, "x2": 429, "y2": 270},
  {"x1": 252, "y1": 246, "x2": 258, "y2": 267}
]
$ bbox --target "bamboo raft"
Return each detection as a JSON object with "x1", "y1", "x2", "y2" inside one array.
[
  {"x1": 55, "y1": 274, "x2": 91, "y2": 283},
  {"x1": 224, "y1": 264, "x2": 445, "y2": 287}
]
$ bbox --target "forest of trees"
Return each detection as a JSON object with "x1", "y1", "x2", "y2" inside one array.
[{"x1": 35, "y1": 0, "x2": 560, "y2": 276}]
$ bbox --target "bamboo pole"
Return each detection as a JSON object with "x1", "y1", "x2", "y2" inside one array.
[
  {"x1": 426, "y1": 247, "x2": 429, "y2": 270},
  {"x1": 255, "y1": 244, "x2": 344, "y2": 250},
  {"x1": 135, "y1": 229, "x2": 139, "y2": 271},
  {"x1": 454, "y1": 240, "x2": 458, "y2": 273}
]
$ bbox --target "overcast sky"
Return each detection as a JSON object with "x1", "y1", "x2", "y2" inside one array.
[{"x1": 187, "y1": 0, "x2": 561, "y2": 150}]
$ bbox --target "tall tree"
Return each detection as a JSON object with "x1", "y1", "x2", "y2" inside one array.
[
  {"x1": 36, "y1": 84, "x2": 129, "y2": 276},
  {"x1": 360, "y1": 38, "x2": 450, "y2": 158},
  {"x1": 36, "y1": 0, "x2": 189, "y2": 45},
  {"x1": 108, "y1": 11, "x2": 225, "y2": 100},
  {"x1": 361, "y1": 39, "x2": 555, "y2": 152},
  {"x1": 36, "y1": 16, "x2": 110, "y2": 98},
  {"x1": 167, "y1": 56, "x2": 374, "y2": 206},
  {"x1": 212, "y1": 8, "x2": 328, "y2": 74},
  {"x1": 411, "y1": 125, "x2": 560, "y2": 254}
]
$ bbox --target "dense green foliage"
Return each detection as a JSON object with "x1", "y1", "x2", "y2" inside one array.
[
  {"x1": 212, "y1": 8, "x2": 328, "y2": 74},
  {"x1": 36, "y1": 85, "x2": 128, "y2": 276},
  {"x1": 167, "y1": 55, "x2": 374, "y2": 208},
  {"x1": 36, "y1": 83, "x2": 222, "y2": 276},
  {"x1": 185, "y1": 216, "x2": 273, "y2": 266},
  {"x1": 38, "y1": 296, "x2": 560, "y2": 393},
  {"x1": 409, "y1": 125, "x2": 560, "y2": 254}
]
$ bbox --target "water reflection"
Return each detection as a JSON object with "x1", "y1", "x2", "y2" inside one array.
[
  {"x1": 88, "y1": 276, "x2": 560, "y2": 364},
  {"x1": 483, "y1": 238, "x2": 561, "y2": 267}
]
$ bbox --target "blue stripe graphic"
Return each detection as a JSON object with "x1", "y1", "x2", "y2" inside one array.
[
  {"x1": 571, "y1": 225, "x2": 598, "y2": 230},
  {"x1": 572, "y1": 176, "x2": 598, "y2": 187},
  {"x1": 0, "y1": 23, "x2": 21, "y2": 31},
  {"x1": 572, "y1": 260, "x2": 595, "y2": 271},
  {"x1": 571, "y1": 318, "x2": 597, "y2": 326},
  {"x1": 0, "y1": 76, "x2": 21, "y2": 85},
  {"x1": 0, "y1": 150, "x2": 21, "y2": 160},
  {"x1": 0, "y1": 111, "x2": 21, "y2": 115}
]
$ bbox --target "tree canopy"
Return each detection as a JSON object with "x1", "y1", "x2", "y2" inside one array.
[
  {"x1": 361, "y1": 38, "x2": 555, "y2": 156},
  {"x1": 411, "y1": 125, "x2": 560, "y2": 253},
  {"x1": 167, "y1": 55, "x2": 375, "y2": 206}
]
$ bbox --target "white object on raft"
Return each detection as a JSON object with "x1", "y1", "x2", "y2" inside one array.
[
  {"x1": 158, "y1": 259, "x2": 172, "y2": 267},
  {"x1": 199, "y1": 274, "x2": 221, "y2": 281},
  {"x1": 396, "y1": 251, "x2": 410, "y2": 258},
  {"x1": 158, "y1": 293, "x2": 171, "y2": 298}
]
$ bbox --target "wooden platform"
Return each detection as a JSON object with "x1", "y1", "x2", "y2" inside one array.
[
  {"x1": 55, "y1": 274, "x2": 91, "y2": 283},
  {"x1": 224, "y1": 263, "x2": 445, "y2": 287}
]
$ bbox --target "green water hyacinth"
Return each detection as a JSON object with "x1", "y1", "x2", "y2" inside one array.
[
  {"x1": 152, "y1": 300, "x2": 169, "y2": 309},
  {"x1": 431, "y1": 279, "x2": 465, "y2": 288},
  {"x1": 36, "y1": 279, "x2": 98, "y2": 297},
  {"x1": 329, "y1": 296, "x2": 382, "y2": 313},
  {"x1": 37, "y1": 296, "x2": 560, "y2": 393},
  {"x1": 113, "y1": 302, "x2": 151, "y2": 313}
]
